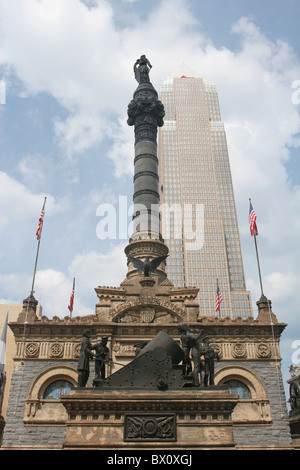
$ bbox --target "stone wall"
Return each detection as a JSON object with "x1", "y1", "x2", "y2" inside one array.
[
  {"x1": 2, "y1": 358, "x2": 292, "y2": 449},
  {"x1": 215, "y1": 361, "x2": 291, "y2": 447},
  {"x1": 2, "y1": 360, "x2": 78, "y2": 449}
]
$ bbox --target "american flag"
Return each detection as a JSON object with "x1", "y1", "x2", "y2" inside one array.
[
  {"x1": 68, "y1": 278, "x2": 75, "y2": 315},
  {"x1": 215, "y1": 285, "x2": 223, "y2": 313},
  {"x1": 36, "y1": 210, "x2": 44, "y2": 240},
  {"x1": 36, "y1": 198, "x2": 46, "y2": 240},
  {"x1": 249, "y1": 201, "x2": 258, "y2": 237}
]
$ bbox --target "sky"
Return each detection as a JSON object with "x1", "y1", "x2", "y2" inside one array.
[{"x1": 0, "y1": 0, "x2": 300, "y2": 402}]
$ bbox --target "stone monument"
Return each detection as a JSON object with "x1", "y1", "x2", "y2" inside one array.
[
  {"x1": 1, "y1": 56, "x2": 292, "y2": 450},
  {"x1": 60, "y1": 57, "x2": 239, "y2": 449}
]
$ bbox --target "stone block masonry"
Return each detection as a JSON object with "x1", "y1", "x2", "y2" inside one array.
[
  {"x1": 2, "y1": 358, "x2": 292, "y2": 449},
  {"x1": 214, "y1": 361, "x2": 292, "y2": 448},
  {"x1": 2, "y1": 360, "x2": 78, "y2": 449}
]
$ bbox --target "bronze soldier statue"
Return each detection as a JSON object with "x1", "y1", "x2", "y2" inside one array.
[
  {"x1": 94, "y1": 337, "x2": 110, "y2": 380},
  {"x1": 200, "y1": 337, "x2": 220, "y2": 386},
  {"x1": 77, "y1": 329, "x2": 95, "y2": 387},
  {"x1": 178, "y1": 324, "x2": 204, "y2": 386}
]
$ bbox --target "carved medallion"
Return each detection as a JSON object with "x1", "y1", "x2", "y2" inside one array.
[
  {"x1": 49, "y1": 342, "x2": 64, "y2": 358},
  {"x1": 25, "y1": 342, "x2": 39, "y2": 358},
  {"x1": 256, "y1": 343, "x2": 271, "y2": 358},
  {"x1": 124, "y1": 413, "x2": 176, "y2": 442},
  {"x1": 232, "y1": 343, "x2": 247, "y2": 358}
]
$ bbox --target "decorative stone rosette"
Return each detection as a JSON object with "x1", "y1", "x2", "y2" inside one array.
[
  {"x1": 232, "y1": 343, "x2": 247, "y2": 358},
  {"x1": 256, "y1": 342, "x2": 271, "y2": 358},
  {"x1": 49, "y1": 342, "x2": 64, "y2": 358},
  {"x1": 25, "y1": 342, "x2": 39, "y2": 358}
]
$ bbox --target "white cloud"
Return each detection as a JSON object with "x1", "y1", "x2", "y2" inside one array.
[
  {"x1": 106, "y1": 117, "x2": 134, "y2": 177},
  {"x1": 0, "y1": 171, "x2": 55, "y2": 232},
  {"x1": 0, "y1": 273, "x2": 31, "y2": 303},
  {"x1": 69, "y1": 243, "x2": 127, "y2": 291},
  {"x1": 247, "y1": 271, "x2": 300, "y2": 321},
  {"x1": 264, "y1": 272, "x2": 300, "y2": 305},
  {"x1": 54, "y1": 112, "x2": 106, "y2": 157},
  {"x1": 0, "y1": 242, "x2": 127, "y2": 318},
  {"x1": 18, "y1": 154, "x2": 45, "y2": 183},
  {"x1": 3, "y1": 2, "x2": 298, "y2": 185}
]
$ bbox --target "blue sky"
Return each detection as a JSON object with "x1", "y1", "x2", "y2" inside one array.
[{"x1": 1, "y1": 0, "x2": 300, "y2": 399}]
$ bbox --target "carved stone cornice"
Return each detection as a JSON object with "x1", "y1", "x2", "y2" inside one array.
[
  {"x1": 8, "y1": 316, "x2": 286, "y2": 340},
  {"x1": 196, "y1": 317, "x2": 286, "y2": 339}
]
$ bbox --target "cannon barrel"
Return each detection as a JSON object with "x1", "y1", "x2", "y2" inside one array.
[
  {"x1": 93, "y1": 331, "x2": 185, "y2": 389},
  {"x1": 136, "y1": 331, "x2": 184, "y2": 365}
]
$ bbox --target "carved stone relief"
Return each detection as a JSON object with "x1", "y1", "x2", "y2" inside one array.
[
  {"x1": 113, "y1": 342, "x2": 136, "y2": 356},
  {"x1": 49, "y1": 343, "x2": 64, "y2": 358},
  {"x1": 124, "y1": 413, "x2": 176, "y2": 441},
  {"x1": 25, "y1": 342, "x2": 39, "y2": 358},
  {"x1": 256, "y1": 343, "x2": 271, "y2": 358},
  {"x1": 110, "y1": 297, "x2": 186, "y2": 324},
  {"x1": 232, "y1": 343, "x2": 247, "y2": 358},
  {"x1": 115, "y1": 307, "x2": 179, "y2": 324}
]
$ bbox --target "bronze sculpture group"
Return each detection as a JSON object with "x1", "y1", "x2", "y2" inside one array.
[
  {"x1": 178, "y1": 324, "x2": 220, "y2": 387},
  {"x1": 77, "y1": 329, "x2": 110, "y2": 388},
  {"x1": 77, "y1": 325, "x2": 219, "y2": 388}
]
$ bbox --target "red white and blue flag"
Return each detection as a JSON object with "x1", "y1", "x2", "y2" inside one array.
[
  {"x1": 215, "y1": 285, "x2": 223, "y2": 313},
  {"x1": 68, "y1": 278, "x2": 75, "y2": 316},
  {"x1": 249, "y1": 201, "x2": 258, "y2": 237},
  {"x1": 36, "y1": 198, "x2": 46, "y2": 241}
]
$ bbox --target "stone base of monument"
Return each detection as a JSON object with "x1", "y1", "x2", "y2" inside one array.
[{"x1": 61, "y1": 386, "x2": 238, "y2": 449}]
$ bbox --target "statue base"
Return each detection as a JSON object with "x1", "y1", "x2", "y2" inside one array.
[{"x1": 61, "y1": 387, "x2": 238, "y2": 449}]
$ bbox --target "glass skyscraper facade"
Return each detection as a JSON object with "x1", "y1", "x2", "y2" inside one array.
[{"x1": 158, "y1": 67, "x2": 253, "y2": 318}]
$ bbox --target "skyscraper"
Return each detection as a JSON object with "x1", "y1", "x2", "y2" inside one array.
[{"x1": 158, "y1": 66, "x2": 253, "y2": 319}]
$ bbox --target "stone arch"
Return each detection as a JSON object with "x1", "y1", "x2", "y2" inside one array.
[
  {"x1": 214, "y1": 365, "x2": 271, "y2": 423},
  {"x1": 28, "y1": 365, "x2": 78, "y2": 400},
  {"x1": 215, "y1": 365, "x2": 267, "y2": 400},
  {"x1": 24, "y1": 365, "x2": 77, "y2": 424}
]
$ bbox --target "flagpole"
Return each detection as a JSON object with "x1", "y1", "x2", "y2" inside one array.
[
  {"x1": 30, "y1": 197, "x2": 47, "y2": 298},
  {"x1": 217, "y1": 278, "x2": 220, "y2": 317},
  {"x1": 30, "y1": 233, "x2": 41, "y2": 297},
  {"x1": 249, "y1": 198, "x2": 264, "y2": 298},
  {"x1": 253, "y1": 233, "x2": 264, "y2": 298}
]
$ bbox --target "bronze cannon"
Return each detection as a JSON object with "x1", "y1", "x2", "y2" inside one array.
[{"x1": 93, "y1": 331, "x2": 185, "y2": 390}]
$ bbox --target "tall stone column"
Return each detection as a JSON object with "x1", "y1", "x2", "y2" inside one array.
[
  {"x1": 125, "y1": 56, "x2": 168, "y2": 279},
  {"x1": 127, "y1": 55, "x2": 165, "y2": 241}
]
